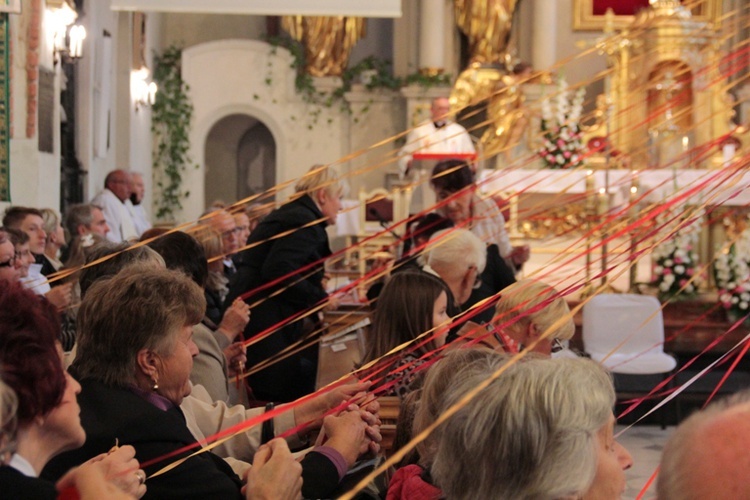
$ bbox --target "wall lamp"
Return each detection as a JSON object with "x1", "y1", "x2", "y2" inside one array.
[
  {"x1": 132, "y1": 66, "x2": 158, "y2": 111},
  {"x1": 47, "y1": 0, "x2": 86, "y2": 65}
]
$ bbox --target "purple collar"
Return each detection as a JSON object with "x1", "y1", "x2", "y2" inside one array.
[{"x1": 129, "y1": 384, "x2": 175, "y2": 412}]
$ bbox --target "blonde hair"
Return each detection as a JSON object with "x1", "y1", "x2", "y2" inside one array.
[
  {"x1": 39, "y1": 208, "x2": 60, "y2": 239},
  {"x1": 294, "y1": 164, "x2": 342, "y2": 198},
  {"x1": 194, "y1": 226, "x2": 224, "y2": 261},
  {"x1": 494, "y1": 279, "x2": 574, "y2": 341}
]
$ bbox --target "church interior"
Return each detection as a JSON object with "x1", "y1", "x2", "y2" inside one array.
[{"x1": 1, "y1": 0, "x2": 750, "y2": 498}]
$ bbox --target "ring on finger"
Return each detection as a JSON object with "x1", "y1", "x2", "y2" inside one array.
[{"x1": 135, "y1": 469, "x2": 146, "y2": 485}]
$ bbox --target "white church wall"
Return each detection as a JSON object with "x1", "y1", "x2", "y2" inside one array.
[
  {"x1": 343, "y1": 87, "x2": 405, "y2": 197},
  {"x1": 162, "y1": 13, "x2": 265, "y2": 50},
  {"x1": 181, "y1": 39, "x2": 348, "y2": 223},
  {"x1": 4, "y1": 3, "x2": 61, "y2": 210},
  {"x1": 76, "y1": 0, "x2": 121, "y2": 200},
  {"x1": 125, "y1": 11, "x2": 162, "y2": 221}
]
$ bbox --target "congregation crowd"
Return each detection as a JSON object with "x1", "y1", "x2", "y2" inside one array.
[{"x1": 1, "y1": 155, "x2": 749, "y2": 499}]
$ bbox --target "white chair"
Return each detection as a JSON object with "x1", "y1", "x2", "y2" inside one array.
[
  {"x1": 583, "y1": 294, "x2": 677, "y2": 374},
  {"x1": 583, "y1": 293, "x2": 677, "y2": 427}
]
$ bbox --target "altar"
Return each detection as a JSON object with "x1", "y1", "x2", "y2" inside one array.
[{"x1": 479, "y1": 167, "x2": 750, "y2": 293}]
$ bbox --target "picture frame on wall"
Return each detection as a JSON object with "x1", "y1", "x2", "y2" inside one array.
[
  {"x1": 0, "y1": 0, "x2": 21, "y2": 14},
  {"x1": 572, "y1": 0, "x2": 721, "y2": 31}
]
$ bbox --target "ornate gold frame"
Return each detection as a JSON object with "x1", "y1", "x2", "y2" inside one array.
[{"x1": 572, "y1": 0, "x2": 721, "y2": 31}]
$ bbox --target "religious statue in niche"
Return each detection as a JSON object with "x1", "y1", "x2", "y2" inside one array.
[{"x1": 281, "y1": 16, "x2": 365, "y2": 77}]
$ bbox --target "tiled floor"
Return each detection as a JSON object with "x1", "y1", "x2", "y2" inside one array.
[{"x1": 617, "y1": 424, "x2": 675, "y2": 500}]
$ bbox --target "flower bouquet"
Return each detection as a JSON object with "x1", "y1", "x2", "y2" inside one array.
[
  {"x1": 652, "y1": 230, "x2": 700, "y2": 302},
  {"x1": 714, "y1": 230, "x2": 750, "y2": 323},
  {"x1": 538, "y1": 79, "x2": 585, "y2": 169}
]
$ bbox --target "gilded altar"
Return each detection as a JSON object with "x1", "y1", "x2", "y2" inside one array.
[{"x1": 589, "y1": 0, "x2": 743, "y2": 169}]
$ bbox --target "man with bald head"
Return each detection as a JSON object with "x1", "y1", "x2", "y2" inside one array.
[
  {"x1": 91, "y1": 169, "x2": 137, "y2": 243},
  {"x1": 657, "y1": 391, "x2": 750, "y2": 499},
  {"x1": 398, "y1": 96, "x2": 476, "y2": 178}
]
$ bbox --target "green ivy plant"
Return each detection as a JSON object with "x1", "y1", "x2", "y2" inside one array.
[
  {"x1": 402, "y1": 71, "x2": 452, "y2": 88},
  {"x1": 151, "y1": 45, "x2": 194, "y2": 221},
  {"x1": 264, "y1": 36, "x2": 447, "y2": 127}
]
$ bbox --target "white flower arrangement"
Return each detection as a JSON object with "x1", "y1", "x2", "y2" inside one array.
[
  {"x1": 714, "y1": 226, "x2": 750, "y2": 320},
  {"x1": 652, "y1": 212, "x2": 703, "y2": 301},
  {"x1": 538, "y1": 78, "x2": 585, "y2": 169}
]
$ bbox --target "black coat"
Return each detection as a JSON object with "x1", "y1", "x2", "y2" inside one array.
[
  {"x1": 462, "y1": 243, "x2": 516, "y2": 324},
  {"x1": 0, "y1": 466, "x2": 57, "y2": 500},
  {"x1": 204, "y1": 287, "x2": 224, "y2": 326},
  {"x1": 42, "y1": 379, "x2": 243, "y2": 500},
  {"x1": 226, "y1": 194, "x2": 331, "y2": 402}
]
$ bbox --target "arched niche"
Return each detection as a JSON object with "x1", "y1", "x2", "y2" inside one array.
[{"x1": 204, "y1": 114, "x2": 277, "y2": 207}]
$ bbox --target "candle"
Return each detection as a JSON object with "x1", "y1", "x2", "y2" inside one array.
[
  {"x1": 630, "y1": 171, "x2": 639, "y2": 203},
  {"x1": 723, "y1": 143, "x2": 736, "y2": 167},
  {"x1": 69, "y1": 25, "x2": 86, "y2": 59},
  {"x1": 598, "y1": 187, "x2": 608, "y2": 215}
]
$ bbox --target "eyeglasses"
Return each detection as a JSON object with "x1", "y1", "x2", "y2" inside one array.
[{"x1": 551, "y1": 338, "x2": 565, "y2": 353}]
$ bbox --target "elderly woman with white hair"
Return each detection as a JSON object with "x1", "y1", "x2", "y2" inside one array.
[
  {"x1": 431, "y1": 356, "x2": 633, "y2": 500},
  {"x1": 425, "y1": 227, "x2": 486, "y2": 307},
  {"x1": 226, "y1": 164, "x2": 343, "y2": 403}
]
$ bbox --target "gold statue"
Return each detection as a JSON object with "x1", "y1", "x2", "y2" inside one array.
[
  {"x1": 481, "y1": 72, "x2": 527, "y2": 158},
  {"x1": 451, "y1": 0, "x2": 519, "y2": 112},
  {"x1": 454, "y1": 0, "x2": 519, "y2": 66},
  {"x1": 282, "y1": 16, "x2": 366, "y2": 77}
]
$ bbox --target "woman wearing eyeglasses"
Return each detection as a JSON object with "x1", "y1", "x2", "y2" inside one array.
[
  {"x1": 491, "y1": 279, "x2": 575, "y2": 356},
  {"x1": 4, "y1": 229, "x2": 35, "y2": 282}
]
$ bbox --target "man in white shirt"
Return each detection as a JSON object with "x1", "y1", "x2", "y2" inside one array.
[
  {"x1": 91, "y1": 170, "x2": 137, "y2": 243},
  {"x1": 398, "y1": 97, "x2": 476, "y2": 178},
  {"x1": 126, "y1": 172, "x2": 152, "y2": 237}
]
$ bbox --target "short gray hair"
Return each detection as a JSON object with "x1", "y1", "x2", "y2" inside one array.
[
  {"x1": 64, "y1": 204, "x2": 98, "y2": 237},
  {"x1": 294, "y1": 164, "x2": 342, "y2": 197},
  {"x1": 432, "y1": 357, "x2": 614, "y2": 499},
  {"x1": 657, "y1": 390, "x2": 750, "y2": 499},
  {"x1": 426, "y1": 228, "x2": 486, "y2": 282}
]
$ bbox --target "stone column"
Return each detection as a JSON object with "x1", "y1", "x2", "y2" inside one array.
[
  {"x1": 419, "y1": 0, "x2": 445, "y2": 74},
  {"x1": 532, "y1": 0, "x2": 557, "y2": 70}
]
